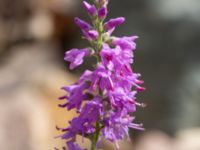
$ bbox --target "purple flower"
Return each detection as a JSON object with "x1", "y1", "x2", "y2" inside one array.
[
  {"x1": 74, "y1": 17, "x2": 99, "y2": 41},
  {"x1": 64, "y1": 48, "x2": 90, "y2": 69},
  {"x1": 64, "y1": 118, "x2": 84, "y2": 139},
  {"x1": 98, "y1": 5, "x2": 107, "y2": 20},
  {"x1": 82, "y1": 29, "x2": 99, "y2": 41},
  {"x1": 107, "y1": 87, "x2": 137, "y2": 112},
  {"x1": 79, "y1": 97, "x2": 102, "y2": 128},
  {"x1": 60, "y1": 82, "x2": 89, "y2": 110},
  {"x1": 102, "y1": 111, "x2": 144, "y2": 149},
  {"x1": 67, "y1": 141, "x2": 83, "y2": 150},
  {"x1": 74, "y1": 17, "x2": 91, "y2": 31},
  {"x1": 100, "y1": 44, "x2": 134, "y2": 71},
  {"x1": 83, "y1": 1, "x2": 97, "y2": 16},
  {"x1": 104, "y1": 17, "x2": 125, "y2": 31},
  {"x1": 59, "y1": 70, "x2": 93, "y2": 110},
  {"x1": 79, "y1": 69, "x2": 93, "y2": 83},
  {"x1": 112, "y1": 36, "x2": 138, "y2": 50},
  {"x1": 100, "y1": 44, "x2": 115, "y2": 70},
  {"x1": 60, "y1": 97, "x2": 102, "y2": 150},
  {"x1": 91, "y1": 64, "x2": 114, "y2": 91}
]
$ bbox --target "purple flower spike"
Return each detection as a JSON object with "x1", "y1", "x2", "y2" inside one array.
[
  {"x1": 104, "y1": 17, "x2": 125, "y2": 31},
  {"x1": 58, "y1": 0, "x2": 145, "y2": 149},
  {"x1": 64, "y1": 48, "x2": 90, "y2": 69},
  {"x1": 74, "y1": 17, "x2": 91, "y2": 31},
  {"x1": 83, "y1": 1, "x2": 97, "y2": 16}
]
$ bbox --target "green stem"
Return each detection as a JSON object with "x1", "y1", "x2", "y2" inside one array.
[
  {"x1": 91, "y1": 122, "x2": 101, "y2": 150},
  {"x1": 90, "y1": 11, "x2": 104, "y2": 150},
  {"x1": 89, "y1": 0, "x2": 108, "y2": 148}
]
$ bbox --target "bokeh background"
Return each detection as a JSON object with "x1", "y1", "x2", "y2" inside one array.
[{"x1": 0, "y1": 0, "x2": 200, "y2": 149}]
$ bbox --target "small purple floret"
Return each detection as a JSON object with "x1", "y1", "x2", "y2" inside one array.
[
  {"x1": 64, "y1": 48, "x2": 90, "y2": 70},
  {"x1": 83, "y1": 1, "x2": 97, "y2": 16},
  {"x1": 104, "y1": 17, "x2": 125, "y2": 31},
  {"x1": 83, "y1": 30, "x2": 99, "y2": 41},
  {"x1": 112, "y1": 36, "x2": 138, "y2": 50},
  {"x1": 74, "y1": 17, "x2": 91, "y2": 31},
  {"x1": 67, "y1": 141, "x2": 83, "y2": 150},
  {"x1": 98, "y1": 5, "x2": 107, "y2": 20}
]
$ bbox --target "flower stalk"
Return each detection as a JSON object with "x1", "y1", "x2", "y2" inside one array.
[
  {"x1": 57, "y1": 0, "x2": 145, "y2": 150},
  {"x1": 91, "y1": 121, "x2": 100, "y2": 150}
]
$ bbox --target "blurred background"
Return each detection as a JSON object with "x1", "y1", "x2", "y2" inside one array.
[{"x1": 0, "y1": 0, "x2": 200, "y2": 149}]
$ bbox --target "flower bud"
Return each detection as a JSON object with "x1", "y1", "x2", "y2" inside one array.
[
  {"x1": 98, "y1": 5, "x2": 107, "y2": 20},
  {"x1": 83, "y1": 1, "x2": 97, "y2": 16},
  {"x1": 104, "y1": 17, "x2": 125, "y2": 31},
  {"x1": 74, "y1": 17, "x2": 91, "y2": 31},
  {"x1": 82, "y1": 30, "x2": 99, "y2": 41}
]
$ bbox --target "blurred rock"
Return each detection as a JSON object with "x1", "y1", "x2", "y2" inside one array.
[
  {"x1": 0, "y1": 0, "x2": 31, "y2": 50},
  {"x1": 134, "y1": 129, "x2": 200, "y2": 150},
  {"x1": 0, "y1": 0, "x2": 78, "y2": 52},
  {"x1": 0, "y1": 87, "x2": 51, "y2": 150},
  {"x1": 135, "y1": 131, "x2": 173, "y2": 150},
  {"x1": 45, "y1": 0, "x2": 78, "y2": 14},
  {"x1": 175, "y1": 128, "x2": 200, "y2": 150},
  {"x1": 28, "y1": 11, "x2": 54, "y2": 41},
  {"x1": 150, "y1": 0, "x2": 200, "y2": 22},
  {"x1": 175, "y1": 64, "x2": 200, "y2": 129},
  {"x1": 0, "y1": 43, "x2": 77, "y2": 149}
]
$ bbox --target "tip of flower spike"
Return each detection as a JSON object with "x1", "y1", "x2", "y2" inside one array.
[{"x1": 82, "y1": 1, "x2": 97, "y2": 16}]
